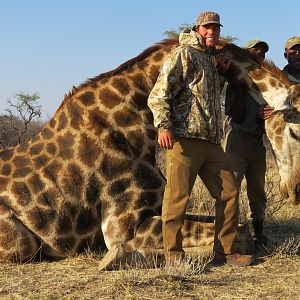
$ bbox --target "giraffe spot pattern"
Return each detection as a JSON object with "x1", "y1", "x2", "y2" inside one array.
[
  {"x1": 56, "y1": 236, "x2": 76, "y2": 252},
  {"x1": 85, "y1": 173, "x2": 101, "y2": 205},
  {"x1": 17, "y1": 142, "x2": 29, "y2": 153},
  {"x1": 135, "y1": 191, "x2": 159, "y2": 210},
  {"x1": 38, "y1": 188, "x2": 59, "y2": 207},
  {"x1": 27, "y1": 207, "x2": 56, "y2": 233},
  {"x1": 111, "y1": 78, "x2": 130, "y2": 95},
  {"x1": 29, "y1": 143, "x2": 44, "y2": 155},
  {"x1": 108, "y1": 178, "x2": 131, "y2": 196},
  {"x1": 58, "y1": 148, "x2": 74, "y2": 160},
  {"x1": 114, "y1": 107, "x2": 141, "y2": 127},
  {"x1": 57, "y1": 112, "x2": 68, "y2": 131},
  {"x1": 99, "y1": 88, "x2": 122, "y2": 109},
  {"x1": 0, "y1": 177, "x2": 9, "y2": 190},
  {"x1": 103, "y1": 131, "x2": 133, "y2": 158},
  {"x1": 1, "y1": 163, "x2": 11, "y2": 176},
  {"x1": 131, "y1": 92, "x2": 148, "y2": 111},
  {"x1": 46, "y1": 143, "x2": 57, "y2": 155},
  {"x1": 41, "y1": 127, "x2": 54, "y2": 140},
  {"x1": 12, "y1": 182, "x2": 32, "y2": 206},
  {"x1": 75, "y1": 208, "x2": 99, "y2": 235},
  {"x1": 62, "y1": 163, "x2": 84, "y2": 198},
  {"x1": 131, "y1": 73, "x2": 150, "y2": 92},
  {"x1": 43, "y1": 161, "x2": 62, "y2": 182},
  {"x1": 68, "y1": 102, "x2": 83, "y2": 130},
  {"x1": 57, "y1": 132, "x2": 75, "y2": 150},
  {"x1": 99, "y1": 154, "x2": 133, "y2": 180},
  {"x1": 256, "y1": 82, "x2": 268, "y2": 93},
  {"x1": 33, "y1": 154, "x2": 50, "y2": 169},
  {"x1": 57, "y1": 214, "x2": 73, "y2": 234},
  {"x1": 88, "y1": 108, "x2": 108, "y2": 135},
  {"x1": 78, "y1": 91, "x2": 95, "y2": 106},
  {"x1": 49, "y1": 118, "x2": 56, "y2": 128},
  {"x1": 134, "y1": 163, "x2": 163, "y2": 189},
  {"x1": 78, "y1": 134, "x2": 100, "y2": 167},
  {"x1": 114, "y1": 191, "x2": 134, "y2": 215},
  {"x1": 13, "y1": 156, "x2": 30, "y2": 168},
  {"x1": 13, "y1": 167, "x2": 32, "y2": 178}
]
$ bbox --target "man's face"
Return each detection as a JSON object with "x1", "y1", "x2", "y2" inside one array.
[
  {"x1": 285, "y1": 44, "x2": 300, "y2": 70},
  {"x1": 248, "y1": 46, "x2": 266, "y2": 64},
  {"x1": 197, "y1": 23, "x2": 220, "y2": 47}
]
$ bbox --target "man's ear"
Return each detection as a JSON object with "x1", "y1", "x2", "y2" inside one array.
[{"x1": 284, "y1": 51, "x2": 288, "y2": 59}]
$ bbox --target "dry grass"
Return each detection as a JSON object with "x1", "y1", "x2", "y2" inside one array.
[{"x1": 0, "y1": 147, "x2": 300, "y2": 299}]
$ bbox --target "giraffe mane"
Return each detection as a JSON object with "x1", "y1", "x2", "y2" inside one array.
[
  {"x1": 79, "y1": 37, "x2": 179, "y2": 89},
  {"x1": 56, "y1": 38, "x2": 179, "y2": 111},
  {"x1": 220, "y1": 42, "x2": 292, "y2": 87},
  {"x1": 262, "y1": 59, "x2": 292, "y2": 86}
]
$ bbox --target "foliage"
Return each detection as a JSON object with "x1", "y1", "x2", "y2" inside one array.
[
  {"x1": 0, "y1": 92, "x2": 44, "y2": 149},
  {"x1": 163, "y1": 23, "x2": 239, "y2": 44}
]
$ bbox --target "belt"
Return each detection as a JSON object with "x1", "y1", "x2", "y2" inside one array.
[{"x1": 233, "y1": 128, "x2": 263, "y2": 141}]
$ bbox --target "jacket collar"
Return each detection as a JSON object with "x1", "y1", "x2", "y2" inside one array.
[{"x1": 179, "y1": 29, "x2": 217, "y2": 56}]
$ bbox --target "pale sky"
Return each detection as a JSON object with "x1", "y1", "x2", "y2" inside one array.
[{"x1": 0, "y1": 0, "x2": 298, "y2": 118}]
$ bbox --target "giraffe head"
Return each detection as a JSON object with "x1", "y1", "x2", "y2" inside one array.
[{"x1": 218, "y1": 42, "x2": 300, "y2": 204}]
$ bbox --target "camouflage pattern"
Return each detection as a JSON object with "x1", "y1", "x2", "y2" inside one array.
[
  {"x1": 196, "y1": 11, "x2": 222, "y2": 27},
  {"x1": 285, "y1": 36, "x2": 300, "y2": 49},
  {"x1": 148, "y1": 30, "x2": 223, "y2": 144}
]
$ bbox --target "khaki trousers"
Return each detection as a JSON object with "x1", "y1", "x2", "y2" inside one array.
[{"x1": 162, "y1": 137, "x2": 239, "y2": 256}]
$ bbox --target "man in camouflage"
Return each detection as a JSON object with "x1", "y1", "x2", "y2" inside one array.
[
  {"x1": 283, "y1": 36, "x2": 300, "y2": 84},
  {"x1": 148, "y1": 11, "x2": 253, "y2": 267}
]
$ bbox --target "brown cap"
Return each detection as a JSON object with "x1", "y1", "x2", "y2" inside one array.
[
  {"x1": 285, "y1": 36, "x2": 300, "y2": 49},
  {"x1": 196, "y1": 11, "x2": 223, "y2": 27},
  {"x1": 244, "y1": 39, "x2": 269, "y2": 52}
]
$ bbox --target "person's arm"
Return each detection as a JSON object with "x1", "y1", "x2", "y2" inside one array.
[
  {"x1": 225, "y1": 83, "x2": 246, "y2": 124},
  {"x1": 148, "y1": 48, "x2": 192, "y2": 149}
]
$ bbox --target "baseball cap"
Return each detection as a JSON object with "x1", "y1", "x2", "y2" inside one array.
[
  {"x1": 244, "y1": 39, "x2": 269, "y2": 52},
  {"x1": 196, "y1": 11, "x2": 223, "y2": 27},
  {"x1": 285, "y1": 36, "x2": 300, "y2": 49}
]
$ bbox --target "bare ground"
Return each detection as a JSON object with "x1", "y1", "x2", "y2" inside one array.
[{"x1": 0, "y1": 249, "x2": 299, "y2": 300}]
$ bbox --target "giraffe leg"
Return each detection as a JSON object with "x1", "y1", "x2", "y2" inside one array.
[
  {"x1": 0, "y1": 204, "x2": 40, "y2": 262},
  {"x1": 98, "y1": 216, "x2": 253, "y2": 270},
  {"x1": 98, "y1": 216, "x2": 215, "y2": 270}
]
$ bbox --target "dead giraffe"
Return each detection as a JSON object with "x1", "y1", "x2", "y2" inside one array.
[
  {"x1": 0, "y1": 38, "x2": 297, "y2": 268},
  {"x1": 1, "y1": 38, "x2": 240, "y2": 264}
]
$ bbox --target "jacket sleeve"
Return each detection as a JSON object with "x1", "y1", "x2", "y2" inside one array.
[{"x1": 147, "y1": 47, "x2": 193, "y2": 131}]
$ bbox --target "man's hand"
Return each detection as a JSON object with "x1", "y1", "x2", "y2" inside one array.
[
  {"x1": 215, "y1": 52, "x2": 233, "y2": 74},
  {"x1": 257, "y1": 104, "x2": 275, "y2": 120},
  {"x1": 158, "y1": 130, "x2": 174, "y2": 149}
]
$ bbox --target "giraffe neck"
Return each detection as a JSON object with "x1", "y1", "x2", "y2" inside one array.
[{"x1": 221, "y1": 43, "x2": 292, "y2": 110}]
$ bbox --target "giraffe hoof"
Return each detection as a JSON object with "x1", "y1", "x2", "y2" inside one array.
[
  {"x1": 98, "y1": 244, "x2": 148, "y2": 271},
  {"x1": 98, "y1": 244, "x2": 125, "y2": 271}
]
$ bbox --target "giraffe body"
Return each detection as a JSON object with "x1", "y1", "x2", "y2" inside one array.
[{"x1": 0, "y1": 39, "x2": 298, "y2": 265}]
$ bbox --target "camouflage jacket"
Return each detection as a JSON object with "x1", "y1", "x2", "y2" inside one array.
[
  {"x1": 283, "y1": 65, "x2": 300, "y2": 84},
  {"x1": 148, "y1": 29, "x2": 223, "y2": 144}
]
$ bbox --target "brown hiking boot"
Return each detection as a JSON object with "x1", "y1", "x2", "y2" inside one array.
[{"x1": 213, "y1": 253, "x2": 253, "y2": 267}]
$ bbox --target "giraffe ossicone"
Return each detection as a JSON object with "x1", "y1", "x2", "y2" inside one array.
[{"x1": 0, "y1": 38, "x2": 298, "y2": 268}]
